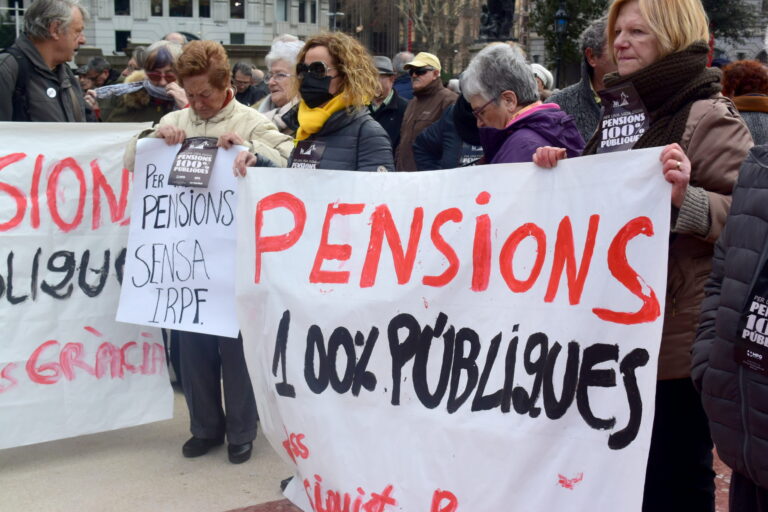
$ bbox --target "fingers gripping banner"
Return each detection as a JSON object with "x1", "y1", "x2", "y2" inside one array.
[
  {"x1": 0, "y1": 123, "x2": 173, "y2": 449},
  {"x1": 236, "y1": 148, "x2": 670, "y2": 512}
]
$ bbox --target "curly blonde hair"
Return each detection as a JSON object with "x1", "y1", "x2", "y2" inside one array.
[{"x1": 294, "y1": 32, "x2": 379, "y2": 110}]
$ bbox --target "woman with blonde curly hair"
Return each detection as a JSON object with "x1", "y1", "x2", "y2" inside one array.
[{"x1": 236, "y1": 31, "x2": 394, "y2": 172}]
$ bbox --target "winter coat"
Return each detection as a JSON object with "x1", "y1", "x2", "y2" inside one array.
[
  {"x1": 124, "y1": 95, "x2": 294, "y2": 171},
  {"x1": 369, "y1": 90, "x2": 409, "y2": 153},
  {"x1": 0, "y1": 33, "x2": 86, "y2": 122},
  {"x1": 102, "y1": 70, "x2": 176, "y2": 124},
  {"x1": 693, "y1": 146, "x2": 768, "y2": 487},
  {"x1": 396, "y1": 78, "x2": 458, "y2": 171},
  {"x1": 479, "y1": 104, "x2": 584, "y2": 164},
  {"x1": 732, "y1": 95, "x2": 768, "y2": 146},
  {"x1": 545, "y1": 61, "x2": 602, "y2": 143},
  {"x1": 393, "y1": 74, "x2": 413, "y2": 100},
  {"x1": 413, "y1": 104, "x2": 484, "y2": 170},
  {"x1": 236, "y1": 85, "x2": 267, "y2": 107},
  {"x1": 257, "y1": 96, "x2": 300, "y2": 136},
  {"x1": 287, "y1": 108, "x2": 394, "y2": 172},
  {"x1": 658, "y1": 97, "x2": 752, "y2": 379}
]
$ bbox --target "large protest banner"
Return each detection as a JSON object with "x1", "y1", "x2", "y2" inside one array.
[
  {"x1": 117, "y1": 139, "x2": 241, "y2": 338},
  {"x1": 236, "y1": 148, "x2": 671, "y2": 512},
  {"x1": 0, "y1": 123, "x2": 173, "y2": 449}
]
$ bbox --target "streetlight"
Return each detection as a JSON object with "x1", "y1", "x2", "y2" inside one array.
[{"x1": 553, "y1": 2, "x2": 569, "y2": 89}]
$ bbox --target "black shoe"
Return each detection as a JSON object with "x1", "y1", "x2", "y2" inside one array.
[
  {"x1": 280, "y1": 476, "x2": 293, "y2": 492},
  {"x1": 182, "y1": 436, "x2": 223, "y2": 458},
  {"x1": 228, "y1": 441, "x2": 253, "y2": 464}
]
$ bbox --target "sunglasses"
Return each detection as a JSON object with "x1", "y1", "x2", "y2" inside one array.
[
  {"x1": 146, "y1": 71, "x2": 177, "y2": 82},
  {"x1": 296, "y1": 61, "x2": 337, "y2": 80},
  {"x1": 408, "y1": 67, "x2": 434, "y2": 77}
]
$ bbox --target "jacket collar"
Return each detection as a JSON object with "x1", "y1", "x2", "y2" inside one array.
[
  {"x1": 733, "y1": 94, "x2": 768, "y2": 114},
  {"x1": 16, "y1": 33, "x2": 62, "y2": 81},
  {"x1": 413, "y1": 77, "x2": 444, "y2": 98}
]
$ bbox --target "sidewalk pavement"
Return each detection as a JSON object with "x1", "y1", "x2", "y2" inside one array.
[{"x1": 0, "y1": 388, "x2": 293, "y2": 512}]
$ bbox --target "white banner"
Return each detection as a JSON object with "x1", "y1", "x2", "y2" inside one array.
[
  {"x1": 236, "y1": 148, "x2": 671, "y2": 512},
  {"x1": 117, "y1": 138, "x2": 241, "y2": 338},
  {"x1": 0, "y1": 123, "x2": 173, "y2": 449}
]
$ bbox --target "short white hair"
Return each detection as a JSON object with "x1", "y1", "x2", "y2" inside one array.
[
  {"x1": 461, "y1": 44, "x2": 538, "y2": 106},
  {"x1": 265, "y1": 34, "x2": 304, "y2": 68}
]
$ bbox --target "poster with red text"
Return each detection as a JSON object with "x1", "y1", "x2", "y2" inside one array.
[
  {"x1": 236, "y1": 148, "x2": 670, "y2": 512},
  {"x1": 0, "y1": 123, "x2": 173, "y2": 449}
]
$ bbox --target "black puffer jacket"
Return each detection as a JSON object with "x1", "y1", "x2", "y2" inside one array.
[
  {"x1": 287, "y1": 108, "x2": 394, "y2": 172},
  {"x1": 413, "y1": 104, "x2": 483, "y2": 170},
  {"x1": 693, "y1": 145, "x2": 768, "y2": 486}
]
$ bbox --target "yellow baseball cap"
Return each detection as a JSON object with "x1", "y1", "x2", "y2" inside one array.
[{"x1": 405, "y1": 52, "x2": 441, "y2": 72}]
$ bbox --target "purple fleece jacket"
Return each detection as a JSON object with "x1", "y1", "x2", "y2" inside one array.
[{"x1": 479, "y1": 104, "x2": 585, "y2": 164}]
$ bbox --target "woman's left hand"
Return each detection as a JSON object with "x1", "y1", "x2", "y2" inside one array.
[
  {"x1": 166, "y1": 82, "x2": 188, "y2": 109},
  {"x1": 218, "y1": 133, "x2": 245, "y2": 149},
  {"x1": 660, "y1": 143, "x2": 691, "y2": 208}
]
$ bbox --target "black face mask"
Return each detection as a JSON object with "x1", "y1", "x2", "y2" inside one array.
[{"x1": 300, "y1": 75, "x2": 334, "y2": 108}]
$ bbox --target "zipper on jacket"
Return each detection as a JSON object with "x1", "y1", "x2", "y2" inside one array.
[{"x1": 739, "y1": 366, "x2": 757, "y2": 481}]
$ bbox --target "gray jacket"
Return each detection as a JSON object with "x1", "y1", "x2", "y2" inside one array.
[
  {"x1": 0, "y1": 34, "x2": 86, "y2": 122},
  {"x1": 693, "y1": 145, "x2": 768, "y2": 486},
  {"x1": 545, "y1": 61, "x2": 601, "y2": 143},
  {"x1": 288, "y1": 108, "x2": 394, "y2": 172}
]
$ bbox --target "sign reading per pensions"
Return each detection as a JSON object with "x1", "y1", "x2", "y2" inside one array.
[{"x1": 235, "y1": 148, "x2": 671, "y2": 512}]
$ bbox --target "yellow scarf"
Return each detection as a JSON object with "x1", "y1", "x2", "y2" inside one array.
[{"x1": 295, "y1": 95, "x2": 349, "y2": 143}]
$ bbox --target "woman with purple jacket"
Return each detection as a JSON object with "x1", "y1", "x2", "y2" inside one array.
[{"x1": 460, "y1": 44, "x2": 584, "y2": 164}]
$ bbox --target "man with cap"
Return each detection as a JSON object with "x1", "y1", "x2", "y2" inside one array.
[
  {"x1": 396, "y1": 51, "x2": 457, "y2": 171},
  {"x1": 369, "y1": 55, "x2": 409, "y2": 154}
]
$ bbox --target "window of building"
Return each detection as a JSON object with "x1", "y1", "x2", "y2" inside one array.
[
  {"x1": 276, "y1": 0, "x2": 288, "y2": 21},
  {"x1": 151, "y1": 0, "x2": 163, "y2": 16},
  {"x1": 170, "y1": 0, "x2": 192, "y2": 17},
  {"x1": 230, "y1": 0, "x2": 244, "y2": 19},
  {"x1": 231, "y1": 33, "x2": 245, "y2": 44},
  {"x1": 310, "y1": 0, "x2": 317, "y2": 23},
  {"x1": 299, "y1": 0, "x2": 307, "y2": 22},
  {"x1": 115, "y1": 0, "x2": 130, "y2": 16},
  {"x1": 115, "y1": 30, "x2": 131, "y2": 52},
  {"x1": 199, "y1": 0, "x2": 210, "y2": 17}
]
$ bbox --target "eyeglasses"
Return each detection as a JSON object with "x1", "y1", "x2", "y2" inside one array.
[
  {"x1": 266, "y1": 72, "x2": 292, "y2": 82},
  {"x1": 296, "y1": 61, "x2": 337, "y2": 80},
  {"x1": 146, "y1": 71, "x2": 177, "y2": 82},
  {"x1": 232, "y1": 79, "x2": 252, "y2": 87},
  {"x1": 408, "y1": 66, "x2": 434, "y2": 77},
  {"x1": 471, "y1": 96, "x2": 498, "y2": 119}
]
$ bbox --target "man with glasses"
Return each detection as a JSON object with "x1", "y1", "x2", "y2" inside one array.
[
  {"x1": 232, "y1": 61, "x2": 267, "y2": 106},
  {"x1": 395, "y1": 52, "x2": 457, "y2": 171},
  {"x1": 0, "y1": 0, "x2": 88, "y2": 121}
]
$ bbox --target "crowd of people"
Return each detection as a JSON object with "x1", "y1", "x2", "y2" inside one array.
[{"x1": 5, "y1": 0, "x2": 768, "y2": 510}]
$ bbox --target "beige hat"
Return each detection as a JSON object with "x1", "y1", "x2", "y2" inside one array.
[{"x1": 405, "y1": 52, "x2": 441, "y2": 72}]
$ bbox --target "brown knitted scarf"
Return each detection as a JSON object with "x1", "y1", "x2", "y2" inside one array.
[{"x1": 583, "y1": 41, "x2": 721, "y2": 155}]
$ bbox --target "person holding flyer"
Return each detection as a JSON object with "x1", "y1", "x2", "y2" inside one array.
[
  {"x1": 125, "y1": 40, "x2": 293, "y2": 464},
  {"x1": 532, "y1": 0, "x2": 753, "y2": 510}
]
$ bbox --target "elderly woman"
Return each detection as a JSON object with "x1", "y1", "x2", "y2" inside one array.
[
  {"x1": 257, "y1": 34, "x2": 304, "y2": 136},
  {"x1": 237, "y1": 31, "x2": 393, "y2": 172},
  {"x1": 460, "y1": 44, "x2": 583, "y2": 164},
  {"x1": 722, "y1": 60, "x2": 768, "y2": 145},
  {"x1": 534, "y1": 0, "x2": 753, "y2": 509},
  {"x1": 87, "y1": 41, "x2": 186, "y2": 123},
  {"x1": 125, "y1": 40, "x2": 293, "y2": 465}
]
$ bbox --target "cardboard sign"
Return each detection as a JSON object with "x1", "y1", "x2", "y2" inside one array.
[
  {"x1": 168, "y1": 136, "x2": 218, "y2": 188},
  {"x1": 236, "y1": 148, "x2": 671, "y2": 512},
  {"x1": 597, "y1": 83, "x2": 649, "y2": 154},
  {"x1": 117, "y1": 138, "x2": 242, "y2": 338},
  {"x1": 0, "y1": 123, "x2": 173, "y2": 449}
]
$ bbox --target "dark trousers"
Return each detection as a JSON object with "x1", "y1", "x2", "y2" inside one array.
[
  {"x1": 179, "y1": 331, "x2": 258, "y2": 445},
  {"x1": 731, "y1": 470, "x2": 768, "y2": 512},
  {"x1": 643, "y1": 378, "x2": 715, "y2": 512}
]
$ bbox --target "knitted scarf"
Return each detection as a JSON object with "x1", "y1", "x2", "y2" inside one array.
[
  {"x1": 583, "y1": 42, "x2": 721, "y2": 155},
  {"x1": 295, "y1": 94, "x2": 348, "y2": 143}
]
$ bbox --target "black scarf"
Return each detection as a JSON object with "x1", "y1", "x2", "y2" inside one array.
[{"x1": 583, "y1": 41, "x2": 721, "y2": 155}]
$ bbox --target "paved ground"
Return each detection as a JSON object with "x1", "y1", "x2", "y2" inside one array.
[
  {"x1": 0, "y1": 388, "x2": 293, "y2": 512},
  {"x1": 1, "y1": 385, "x2": 733, "y2": 512}
]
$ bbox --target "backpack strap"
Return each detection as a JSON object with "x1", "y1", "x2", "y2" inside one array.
[{"x1": 2, "y1": 46, "x2": 31, "y2": 121}]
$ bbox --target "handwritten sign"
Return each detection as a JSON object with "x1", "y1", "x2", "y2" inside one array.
[
  {"x1": 117, "y1": 138, "x2": 241, "y2": 337},
  {"x1": 236, "y1": 148, "x2": 671, "y2": 511},
  {"x1": 0, "y1": 123, "x2": 173, "y2": 449}
]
